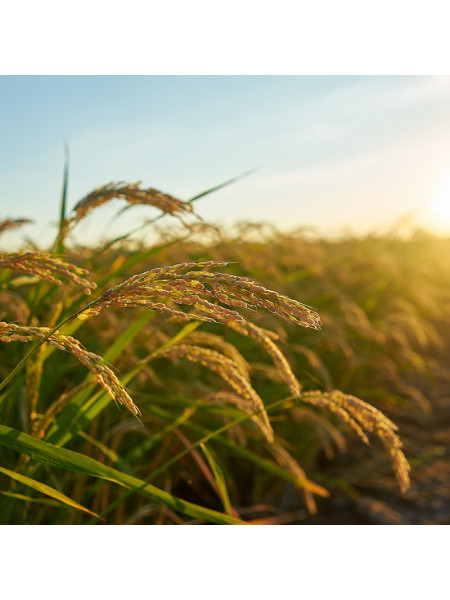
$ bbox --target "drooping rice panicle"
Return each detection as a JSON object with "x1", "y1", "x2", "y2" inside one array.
[
  {"x1": 60, "y1": 182, "x2": 199, "y2": 239},
  {"x1": 301, "y1": 390, "x2": 411, "y2": 492},
  {"x1": 0, "y1": 252, "x2": 96, "y2": 294},
  {"x1": 77, "y1": 260, "x2": 321, "y2": 328},
  {"x1": 74, "y1": 182, "x2": 195, "y2": 218},
  {"x1": 184, "y1": 331, "x2": 251, "y2": 381},
  {"x1": 152, "y1": 343, "x2": 274, "y2": 442},
  {"x1": 174, "y1": 266, "x2": 321, "y2": 328},
  {"x1": 0, "y1": 322, "x2": 140, "y2": 417},
  {"x1": 0, "y1": 218, "x2": 32, "y2": 237},
  {"x1": 300, "y1": 391, "x2": 370, "y2": 444}
]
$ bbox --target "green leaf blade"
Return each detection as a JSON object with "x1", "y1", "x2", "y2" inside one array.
[{"x1": 0, "y1": 424, "x2": 246, "y2": 525}]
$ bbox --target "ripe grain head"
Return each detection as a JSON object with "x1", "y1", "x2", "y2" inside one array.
[
  {"x1": 0, "y1": 321, "x2": 140, "y2": 417},
  {"x1": 77, "y1": 261, "x2": 321, "y2": 330},
  {"x1": 0, "y1": 252, "x2": 96, "y2": 294},
  {"x1": 301, "y1": 390, "x2": 411, "y2": 493}
]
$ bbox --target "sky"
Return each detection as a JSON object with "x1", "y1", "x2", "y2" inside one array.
[{"x1": 1, "y1": 75, "x2": 450, "y2": 247}]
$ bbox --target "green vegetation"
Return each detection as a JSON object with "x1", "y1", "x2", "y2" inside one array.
[{"x1": 1, "y1": 179, "x2": 448, "y2": 524}]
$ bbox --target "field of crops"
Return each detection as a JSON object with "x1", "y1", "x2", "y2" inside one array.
[{"x1": 1, "y1": 179, "x2": 449, "y2": 525}]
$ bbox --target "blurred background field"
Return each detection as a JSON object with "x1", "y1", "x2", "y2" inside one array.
[{"x1": 152, "y1": 224, "x2": 450, "y2": 524}]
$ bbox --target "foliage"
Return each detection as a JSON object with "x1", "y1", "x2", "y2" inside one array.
[{"x1": 1, "y1": 179, "x2": 448, "y2": 524}]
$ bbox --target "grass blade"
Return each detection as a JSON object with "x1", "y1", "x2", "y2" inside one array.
[
  {"x1": 0, "y1": 424, "x2": 246, "y2": 524},
  {"x1": 1, "y1": 490, "x2": 61, "y2": 507},
  {"x1": 200, "y1": 442, "x2": 233, "y2": 516},
  {"x1": 187, "y1": 169, "x2": 256, "y2": 203},
  {"x1": 53, "y1": 141, "x2": 69, "y2": 255},
  {"x1": 0, "y1": 464, "x2": 99, "y2": 519}
]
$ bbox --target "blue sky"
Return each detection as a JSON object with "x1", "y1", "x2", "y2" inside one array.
[{"x1": 1, "y1": 75, "x2": 450, "y2": 247}]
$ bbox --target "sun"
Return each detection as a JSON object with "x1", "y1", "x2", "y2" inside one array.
[{"x1": 430, "y1": 171, "x2": 450, "y2": 224}]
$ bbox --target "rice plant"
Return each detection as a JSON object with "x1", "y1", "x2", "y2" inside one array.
[{"x1": 2, "y1": 177, "x2": 448, "y2": 524}]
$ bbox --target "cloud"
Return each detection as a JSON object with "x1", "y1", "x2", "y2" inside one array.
[{"x1": 318, "y1": 76, "x2": 450, "y2": 118}]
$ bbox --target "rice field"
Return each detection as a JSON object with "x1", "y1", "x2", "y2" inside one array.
[{"x1": 1, "y1": 179, "x2": 449, "y2": 524}]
